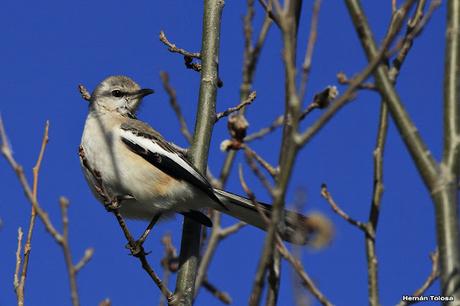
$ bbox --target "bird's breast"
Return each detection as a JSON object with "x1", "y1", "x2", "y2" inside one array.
[{"x1": 80, "y1": 113, "x2": 195, "y2": 214}]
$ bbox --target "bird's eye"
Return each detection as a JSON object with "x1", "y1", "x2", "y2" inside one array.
[{"x1": 111, "y1": 90, "x2": 124, "y2": 97}]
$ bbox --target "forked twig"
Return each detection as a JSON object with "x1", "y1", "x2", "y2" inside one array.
[{"x1": 1, "y1": 119, "x2": 93, "y2": 306}]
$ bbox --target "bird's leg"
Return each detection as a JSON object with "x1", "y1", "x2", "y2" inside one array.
[{"x1": 125, "y1": 214, "x2": 162, "y2": 256}]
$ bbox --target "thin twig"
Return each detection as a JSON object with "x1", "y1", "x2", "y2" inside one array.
[
  {"x1": 244, "y1": 115, "x2": 284, "y2": 142},
  {"x1": 1, "y1": 119, "x2": 95, "y2": 306},
  {"x1": 74, "y1": 248, "x2": 95, "y2": 273},
  {"x1": 218, "y1": 5, "x2": 272, "y2": 187},
  {"x1": 13, "y1": 121, "x2": 50, "y2": 305},
  {"x1": 159, "y1": 31, "x2": 201, "y2": 59},
  {"x1": 239, "y1": 165, "x2": 269, "y2": 306},
  {"x1": 160, "y1": 72, "x2": 193, "y2": 143},
  {"x1": 249, "y1": 1, "x2": 304, "y2": 304},
  {"x1": 78, "y1": 84, "x2": 91, "y2": 101},
  {"x1": 277, "y1": 239, "x2": 333, "y2": 306},
  {"x1": 0, "y1": 119, "x2": 62, "y2": 241},
  {"x1": 387, "y1": 0, "x2": 441, "y2": 58},
  {"x1": 336, "y1": 72, "x2": 377, "y2": 91},
  {"x1": 257, "y1": 0, "x2": 281, "y2": 27},
  {"x1": 13, "y1": 227, "x2": 23, "y2": 297},
  {"x1": 244, "y1": 144, "x2": 278, "y2": 178},
  {"x1": 396, "y1": 250, "x2": 440, "y2": 306},
  {"x1": 59, "y1": 197, "x2": 80, "y2": 306},
  {"x1": 159, "y1": 234, "x2": 178, "y2": 306},
  {"x1": 320, "y1": 184, "x2": 369, "y2": 234},
  {"x1": 138, "y1": 215, "x2": 161, "y2": 246},
  {"x1": 220, "y1": 221, "x2": 247, "y2": 237},
  {"x1": 244, "y1": 149, "x2": 275, "y2": 193},
  {"x1": 202, "y1": 279, "x2": 232, "y2": 305},
  {"x1": 243, "y1": 86, "x2": 337, "y2": 143},
  {"x1": 215, "y1": 91, "x2": 256, "y2": 122},
  {"x1": 299, "y1": 0, "x2": 323, "y2": 102},
  {"x1": 113, "y1": 207, "x2": 174, "y2": 303}
]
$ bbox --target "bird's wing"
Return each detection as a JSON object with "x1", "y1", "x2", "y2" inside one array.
[{"x1": 119, "y1": 119, "x2": 226, "y2": 209}]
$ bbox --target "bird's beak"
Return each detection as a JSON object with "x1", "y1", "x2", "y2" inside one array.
[{"x1": 136, "y1": 88, "x2": 154, "y2": 98}]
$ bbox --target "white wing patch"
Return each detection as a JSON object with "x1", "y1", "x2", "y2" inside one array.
[{"x1": 119, "y1": 129, "x2": 208, "y2": 186}]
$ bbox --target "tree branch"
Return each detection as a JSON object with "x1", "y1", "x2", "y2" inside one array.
[
  {"x1": 345, "y1": 0, "x2": 460, "y2": 298},
  {"x1": 159, "y1": 31, "x2": 201, "y2": 59},
  {"x1": 174, "y1": 1, "x2": 224, "y2": 305},
  {"x1": 160, "y1": 71, "x2": 193, "y2": 143},
  {"x1": 298, "y1": 3, "x2": 413, "y2": 147},
  {"x1": 396, "y1": 250, "x2": 440, "y2": 306}
]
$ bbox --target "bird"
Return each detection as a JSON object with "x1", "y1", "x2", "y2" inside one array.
[{"x1": 79, "y1": 75, "x2": 325, "y2": 245}]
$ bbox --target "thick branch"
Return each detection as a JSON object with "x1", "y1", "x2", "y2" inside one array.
[{"x1": 174, "y1": 1, "x2": 224, "y2": 305}]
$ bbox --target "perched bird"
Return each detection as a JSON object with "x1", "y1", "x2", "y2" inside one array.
[{"x1": 79, "y1": 75, "x2": 325, "y2": 245}]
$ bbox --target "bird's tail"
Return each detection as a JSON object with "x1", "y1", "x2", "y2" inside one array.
[{"x1": 213, "y1": 189, "x2": 333, "y2": 246}]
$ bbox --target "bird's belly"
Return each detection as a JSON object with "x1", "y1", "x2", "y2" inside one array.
[{"x1": 81, "y1": 128, "x2": 195, "y2": 216}]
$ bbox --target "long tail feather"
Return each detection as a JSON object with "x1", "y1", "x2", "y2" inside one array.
[{"x1": 213, "y1": 189, "x2": 327, "y2": 245}]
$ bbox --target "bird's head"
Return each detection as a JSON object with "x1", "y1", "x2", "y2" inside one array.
[{"x1": 90, "y1": 75, "x2": 154, "y2": 117}]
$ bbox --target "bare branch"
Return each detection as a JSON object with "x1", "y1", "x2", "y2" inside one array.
[
  {"x1": 0, "y1": 118, "x2": 63, "y2": 242},
  {"x1": 320, "y1": 184, "x2": 368, "y2": 233},
  {"x1": 239, "y1": 166, "x2": 269, "y2": 306},
  {"x1": 202, "y1": 279, "x2": 232, "y2": 305},
  {"x1": 257, "y1": 0, "x2": 281, "y2": 27},
  {"x1": 2, "y1": 119, "x2": 95, "y2": 306},
  {"x1": 336, "y1": 72, "x2": 377, "y2": 91},
  {"x1": 244, "y1": 149, "x2": 275, "y2": 193},
  {"x1": 345, "y1": 0, "x2": 460, "y2": 298},
  {"x1": 160, "y1": 72, "x2": 193, "y2": 143},
  {"x1": 13, "y1": 120, "x2": 50, "y2": 305},
  {"x1": 78, "y1": 84, "x2": 91, "y2": 101},
  {"x1": 299, "y1": 0, "x2": 323, "y2": 101},
  {"x1": 74, "y1": 248, "x2": 95, "y2": 273},
  {"x1": 277, "y1": 239, "x2": 333, "y2": 306},
  {"x1": 215, "y1": 91, "x2": 256, "y2": 122},
  {"x1": 243, "y1": 86, "x2": 337, "y2": 143},
  {"x1": 387, "y1": 0, "x2": 442, "y2": 59},
  {"x1": 220, "y1": 221, "x2": 247, "y2": 237},
  {"x1": 239, "y1": 166, "x2": 333, "y2": 306},
  {"x1": 59, "y1": 197, "x2": 80, "y2": 306},
  {"x1": 174, "y1": 1, "x2": 225, "y2": 304},
  {"x1": 218, "y1": 4, "x2": 273, "y2": 188},
  {"x1": 244, "y1": 144, "x2": 278, "y2": 178},
  {"x1": 13, "y1": 227, "x2": 23, "y2": 296},
  {"x1": 159, "y1": 31, "x2": 201, "y2": 59},
  {"x1": 159, "y1": 234, "x2": 178, "y2": 306},
  {"x1": 396, "y1": 250, "x2": 440, "y2": 306},
  {"x1": 297, "y1": 5, "x2": 411, "y2": 147}
]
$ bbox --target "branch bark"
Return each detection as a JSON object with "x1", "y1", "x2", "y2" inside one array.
[{"x1": 174, "y1": 1, "x2": 224, "y2": 305}]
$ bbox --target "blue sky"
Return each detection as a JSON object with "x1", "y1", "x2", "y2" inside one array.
[{"x1": 0, "y1": 1, "x2": 446, "y2": 305}]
